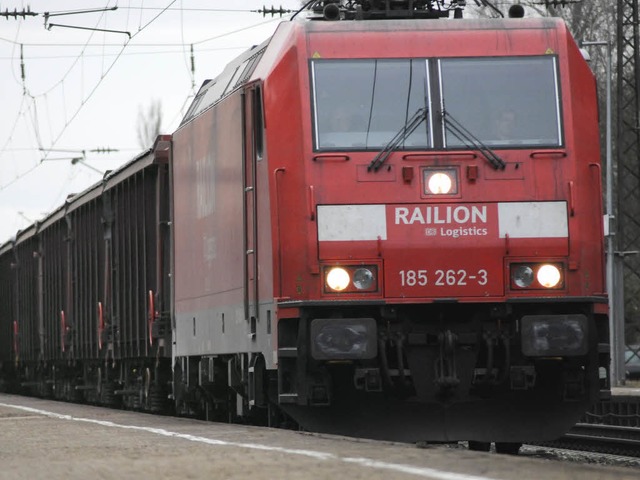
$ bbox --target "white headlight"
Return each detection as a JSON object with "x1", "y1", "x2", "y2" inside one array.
[
  {"x1": 537, "y1": 264, "x2": 561, "y2": 288},
  {"x1": 423, "y1": 168, "x2": 458, "y2": 195},
  {"x1": 428, "y1": 172, "x2": 453, "y2": 194},
  {"x1": 326, "y1": 267, "x2": 350, "y2": 291}
]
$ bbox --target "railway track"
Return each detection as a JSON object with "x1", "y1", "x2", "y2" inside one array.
[{"x1": 538, "y1": 423, "x2": 640, "y2": 457}]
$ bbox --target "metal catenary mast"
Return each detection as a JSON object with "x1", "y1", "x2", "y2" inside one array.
[{"x1": 616, "y1": 0, "x2": 640, "y2": 378}]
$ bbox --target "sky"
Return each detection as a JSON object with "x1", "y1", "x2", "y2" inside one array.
[{"x1": 0, "y1": 0, "x2": 303, "y2": 244}]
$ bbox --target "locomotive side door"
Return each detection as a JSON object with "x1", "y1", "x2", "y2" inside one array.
[{"x1": 242, "y1": 86, "x2": 262, "y2": 328}]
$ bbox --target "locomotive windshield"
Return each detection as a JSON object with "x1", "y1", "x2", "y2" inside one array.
[
  {"x1": 312, "y1": 59, "x2": 431, "y2": 150},
  {"x1": 440, "y1": 57, "x2": 562, "y2": 148},
  {"x1": 311, "y1": 56, "x2": 561, "y2": 151}
]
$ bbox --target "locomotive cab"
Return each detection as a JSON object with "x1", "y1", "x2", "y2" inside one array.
[
  {"x1": 263, "y1": 12, "x2": 609, "y2": 443},
  {"x1": 168, "y1": 2, "x2": 609, "y2": 447}
]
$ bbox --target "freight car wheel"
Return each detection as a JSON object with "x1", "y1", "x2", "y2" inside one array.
[
  {"x1": 495, "y1": 442, "x2": 522, "y2": 455},
  {"x1": 95, "y1": 367, "x2": 102, "y2": 399},
  {"x1": 148, "y1": 384, "x2": 167, "y2": 413},
  {"x1": 143, "y1": 368, "x2": 151, "y2": 403},
  {"x1": 173, "y1": 363, "x2": 187, "y2": 415},
  {"x1": 39, "y1": 370, "x2": 53, "y2": 398},
  {"x1": 53, "y1": 373, "x2": 64, "y2": 401},
  {"x1": 100, "y1": 382, "x2": 117, "y2": 407}
]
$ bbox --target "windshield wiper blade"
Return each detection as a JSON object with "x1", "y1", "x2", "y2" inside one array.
[
  {"x1": 368, "y1": 107, "x2": 428, "y2": 172},
  {"x1": 442, "y1": 109, "x2": 506, "y2": 170}
]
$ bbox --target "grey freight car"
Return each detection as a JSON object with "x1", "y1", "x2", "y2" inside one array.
[{"x1": 0, "y1": 137, "x2": 172, "y2": 410}]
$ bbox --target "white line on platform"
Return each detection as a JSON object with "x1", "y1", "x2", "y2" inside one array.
[{"x1": 0, "y1": 401, "x2": 500, "y2": 480}]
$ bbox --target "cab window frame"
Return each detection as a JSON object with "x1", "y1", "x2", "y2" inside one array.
[{"x1": 310, "y1": 55, "x2": 563, "y2": 152}]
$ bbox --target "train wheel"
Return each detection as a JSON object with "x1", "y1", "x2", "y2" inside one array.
[
  {"x1": 143, "y1": 367, "x2": 151, "y2": 405},
  {"x1": 148, "y1": 383, "x2": 167, "y2": 413},
  {"x1": 100, "y1": 382, "x2": 117, "y2": 407},
  {"x1": 173, "y1": 363, "x2": 187, "y2": 415},
  {"x1": 95, "y1": 367, "x2": 103, "y2": 401},
  {"x1": 467, "y1": 441, "x2": 491, "y2": 452},
  {"x1": 54, "y1": 372, "x2": 64, "y2": 400},
  {"x1": 495, "y1": 442, "x2": 522, "y2": 455}
]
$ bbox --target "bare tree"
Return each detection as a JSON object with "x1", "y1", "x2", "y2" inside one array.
[
  {"x1": 136, "y1": 99, "x2": 163, "y2": 149},
  {"x1": 472, "y1": 1, "x2": 614, "y2": 151},
  {"x1": 538, "y1": 1, "x2": 614, "y2": 45},
  {"x1": 471, "y1": 0, "x2": 615, "y2": 40}
]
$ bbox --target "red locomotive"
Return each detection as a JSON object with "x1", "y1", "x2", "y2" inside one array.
[{"x1": 1, "y1": 2, "x2": 609, "y2": 453}]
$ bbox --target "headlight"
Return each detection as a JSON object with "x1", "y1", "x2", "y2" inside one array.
[
  {"x1": 537, "y1": 264, "x2": 561, "y2": 288},
  {"x1": 326, "y1": 267, "x2": 350, "y2": 291},
  {"x1": 428, "y1": 173, "x2": 453, "y2": 194},
  {"x1": 353, "y1": 268, "x2": 374, "y2": 290},
  {"x1": 323, "y1": 264, "x2": 378, "y2": 293},
  {"x1": 510, "y1": 262, "x2": 564, "y2": 290},
  {"x1": 311, "y1": 318, "x2": 377, "y2": 360},
  {"x1": 423, "y1": 168, "x2": 458, "y2": 195},
  {"x1": 521, "y1": 314, "x2": 588, "y2": 357},
  {"x1": 513, "y1": 265, "x2": 534, "y2": 288}
]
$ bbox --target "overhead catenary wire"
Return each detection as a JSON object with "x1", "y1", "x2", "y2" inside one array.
[
  {"x1": 0, "y1": 0, "x2": 282, "y2": 191},
  {"x1": 0, "y1": 45, "x2": 256, "y2": 60},
  {"x1": 0, "y1": 0, "x2": 129, "y2": 183},
  {"x1": 179, "y1": 0, "x2": 196, "y2": 95},
  {"x1": 0, "y1": 4, "x2": 286, "y2": 171},
  {"x1": 0, "y1": 8, "x2": 286, "y2": 154},
  {"x1": 0, "y1": 0, "x2": 297, "y2": 234},
  {"x1": 5, "y1": 3, "x2": 180, "y2": 185}
]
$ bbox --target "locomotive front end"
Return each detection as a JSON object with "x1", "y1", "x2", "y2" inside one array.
[{"x1": 270, "y1": 15, "x2": 609, "y2": 444}]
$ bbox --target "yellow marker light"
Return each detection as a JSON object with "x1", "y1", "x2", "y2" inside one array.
[
  {"x1": 537, "y1": 264, "x2": 562, "y2": 288},
  {"x1": 326, "y1": 267, "x2": 350, "y2": 291}
]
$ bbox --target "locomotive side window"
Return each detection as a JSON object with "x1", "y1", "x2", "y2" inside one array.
[
  {"x1": 439, "y1": 56, "x2": 562, "y2": 148},
  {"x1": 312, "y1": 59, "x2": 431, "y2": 150},
  {"x1": 253, "y1": 86, "x2": 264, "y2": 160},
  {"x1": 180, "y1": 44, "x2": 268, "y2": 126}
]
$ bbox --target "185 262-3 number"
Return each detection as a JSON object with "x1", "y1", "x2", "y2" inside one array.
[{"x1": 399, "y1": 269, "x2": 488, "y2": 287}]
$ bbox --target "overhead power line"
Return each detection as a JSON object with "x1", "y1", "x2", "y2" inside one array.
[
  {"x1": 0, "y1": 6, "x2": 37, "y2": 19},
  {"x1": 0, "y1": 2, "x2": 293, "y2": 195},
  {"x1": 0, "y1": 4, "x2": 293, "y2": 22},
  {"x1": 1, "y1": 6, "x2": 130, "y2": 36},
  {"x1": 533, "y1": 0, "x2": 583, "y2": 5},
  {"x1": 256, "y1": 6, "x2": 294, "y2": 16}
]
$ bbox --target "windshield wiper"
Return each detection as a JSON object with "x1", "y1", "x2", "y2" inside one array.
[
  {"x1": 368, "y1": 107, "x2": 428, "y2": 172},
  {"x1": 442, "y1": 109, "x2": 506, "y2": 170}
]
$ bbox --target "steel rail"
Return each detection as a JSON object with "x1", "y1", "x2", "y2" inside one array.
[{"x1": 537, "y1": 423, "x2": 640, "y2": 457}]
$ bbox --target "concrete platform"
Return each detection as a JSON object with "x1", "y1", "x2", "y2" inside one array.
[{"x1": 1, "y1": 393, "x2": 638, "y2": 480}]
